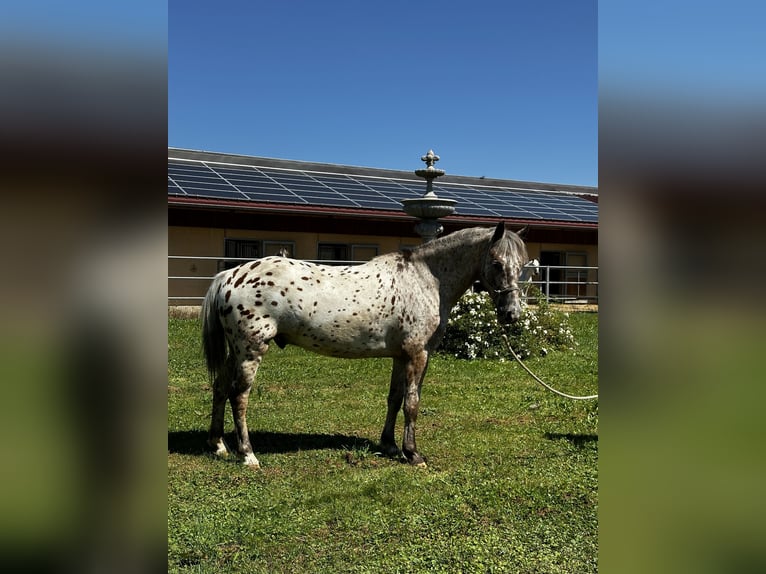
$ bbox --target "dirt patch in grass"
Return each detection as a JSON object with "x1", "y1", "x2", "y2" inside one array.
[
  {"x1": 169, "y1": 305, "x2": 201, "y2": 319},
  {"x1": 549, "y1": 303, "x2": 598, "y2": 313}
]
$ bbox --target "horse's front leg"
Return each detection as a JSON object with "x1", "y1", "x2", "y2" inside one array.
[
  {"x1": 401, "y1": 350, "x2": 429, "y2": 467},
  {"x1": 380, "y1": 358, "x2": 406, "y2": 458}
]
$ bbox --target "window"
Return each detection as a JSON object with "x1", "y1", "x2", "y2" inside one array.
[
  {"x1": 317, "y1": 243, "x2": 379, "y2": 262},
  {"x1": 317, "y1": 243, "x2": 349, "y2": 261},
  {"x1": 264, "y1": 241, "x2": 295, "y2": 258},
  {"x1": 223, "y1": 238, "x2": 261, "y2": 270}
]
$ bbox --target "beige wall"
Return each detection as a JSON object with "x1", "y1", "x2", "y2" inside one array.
[
  {"x1": 169, "y1": 226, "x2": 424, "y2": 302},
  {"x1": 170, "y1": 226, "x2": 422, "y2": 258},
  {"x1": 169, "y1": 226, "x2": 598, "y2": 303}
]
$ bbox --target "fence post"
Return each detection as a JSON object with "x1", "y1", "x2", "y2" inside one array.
[{"x1": 544, "y1": 266, "x2": 551, "y2": 300}]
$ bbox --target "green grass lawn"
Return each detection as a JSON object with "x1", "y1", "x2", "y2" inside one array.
[{"x1": 168, "y1": 312, "x2": 598, "y2": 573}]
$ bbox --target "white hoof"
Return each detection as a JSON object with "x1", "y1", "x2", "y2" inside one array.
[
  {"x1": 243, "y1": 452, "x2": 261, "y2": 468},
  {"x1": 210, "y1": 439, "x2": 229, "y2": 458}
]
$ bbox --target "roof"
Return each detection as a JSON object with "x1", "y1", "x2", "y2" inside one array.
[{"x1": 168, "y1": 147, "x2": 598, "y2": 227}]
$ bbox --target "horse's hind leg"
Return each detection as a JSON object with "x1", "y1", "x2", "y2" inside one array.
[
  {"x1": 208, "y1": 356, "x2": 235, "y2": 458},
  {"x1": 229, "y1": 344, "x2": 267, "y2": 467},
  {"x1": 380, "y1": 358, "x2": 406, "y2": 459}
]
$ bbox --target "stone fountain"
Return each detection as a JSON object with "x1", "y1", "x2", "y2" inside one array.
[{"x1": 401, "y1": 149, "x2": 457, "y2": 243}]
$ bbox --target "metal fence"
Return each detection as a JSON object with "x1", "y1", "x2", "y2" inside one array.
[
  {"x1": 168, "y1": 256, "x2": 598, "y2": 305},
  {"x1": 521, "y1": 263, "x2": 599, "y2": 304}
]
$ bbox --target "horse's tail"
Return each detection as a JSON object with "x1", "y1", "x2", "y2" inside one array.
[{"x1": 201, "y1": 272, "x2": 228, "y2": 383}]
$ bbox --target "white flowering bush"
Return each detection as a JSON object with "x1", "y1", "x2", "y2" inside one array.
[{"x1": 439, "y1": 286, "x2": 575, "y2": 360}]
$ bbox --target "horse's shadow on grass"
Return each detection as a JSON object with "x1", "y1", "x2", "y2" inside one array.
[
  {"x1": 544, "y1": 432, "x2": 598, "y2": 448},
  {"x1": 168, "y1": 430, "x2": 378, "y2": 457}
]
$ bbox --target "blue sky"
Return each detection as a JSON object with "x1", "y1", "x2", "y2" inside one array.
[
  {"x1": 169, "y1": 1, "x2": 597, "y2": 187},
  {"x1": 599, "y1": 1, "x2": 766, "y2": 105}
]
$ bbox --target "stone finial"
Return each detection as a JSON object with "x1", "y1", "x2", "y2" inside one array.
[
  {"x1": 414, "y1": 149, "x2": 446, "y2": 197},
  {"x1": 421, "y1": 149, "x2": 440, "y2": 168}
]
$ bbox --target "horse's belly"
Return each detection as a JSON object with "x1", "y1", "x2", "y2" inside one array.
[{"x1": 283, "y1": 316, "x2": 398, "y2": 358}]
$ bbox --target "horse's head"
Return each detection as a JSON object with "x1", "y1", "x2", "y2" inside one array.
[{"x1": 480, "y1": 222, "x2": 528, "y2": 324}]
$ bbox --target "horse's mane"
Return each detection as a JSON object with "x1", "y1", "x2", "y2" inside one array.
[
  {"x1": 407, "y1": 226, "x2": 526, "y2": 263},
  {"x1": 408, "y1": 226, "x2": 491, "y2": 256},
  {"x1": 495, "y1": 228, "x2": 528, "y2": 265}
]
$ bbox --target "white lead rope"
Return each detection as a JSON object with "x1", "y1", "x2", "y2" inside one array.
[{"x1": 501, "y1": 334, "x2": 599, "y2": 400}]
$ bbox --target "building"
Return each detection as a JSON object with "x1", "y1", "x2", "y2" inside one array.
[{"x1": 168, "y1": 147, "x2": 598, "y2": 304}]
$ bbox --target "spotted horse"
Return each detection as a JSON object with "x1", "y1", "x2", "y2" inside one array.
[{"x1": 201, "y1": 222, "x2": 528, "y2": 467}]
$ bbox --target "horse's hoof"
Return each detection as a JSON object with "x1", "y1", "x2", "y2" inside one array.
[
  {"x1": 404, "y1": 451, "x2": 427, "y2": 467},
  {"x1": 209, "y1": 439, "x2": 230, "y2": 458},
  {"x1": 242, "y1": 452, "x2": 261, "y2": 468},
  {"x1": 380, "y1": 444, "x2": 401, "y2": 459}
]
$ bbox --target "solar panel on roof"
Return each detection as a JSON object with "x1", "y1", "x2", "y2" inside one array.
[
  {"x1": 246, "y1": 194, "x2": 297, "y2": 203},
  {"x1": 315, "y1": 181, "x2": 373, "y2": 193},
  {"x1": 168, "y1": 164, "x2": 216, "y2": 179},
  {"x1": 266, "y1": 175, "x2": 318, "y2": 186},
  {"x1": 169, "y1": 157, "x2": 597, "y2": 223},
  {"x1": 286, "y1": 184, "x2": 337, "y2": 194},
  {"x1": 214, "y1": 170, "x2": 269, "y2": 182},
  {"x1": 300, "y1": 191, "x2": 353, "y2": 203},
  {"x1": 367, "y1": 189, "x2": 412, "y2": 200},
  {"x1": 232, "y1": 183, "x2": 285, "y2": 193},
  {"x1": 356, "y1": 201, "x2": 403, "y2": 210},
  {"x1": 171, "y1": 175, "x2": 247, "y2": 199},
  {"x1": 208, "y1": 164, "x2": 254, "y2": 172},
  {"x1": 366, "y1": 181, "x2": 410, "y2": 190},
  {"x1": 303, "y1": 196, "x2": 359, "y2": 207},
  {"x1": 340, "y1": 189, "x2": 388, "y2": 199},
  {"x1": 454, "y1": 205, "x2": 499, "y2": 217},
  {"x1": 313, "y1": 174, "x2": 363, "y2": 183},
  {"x1": 238, "y1": 186, "x2": 292, "y2": 197},
  {"x1": 229, "y1": 177, "x2": 284, "y2": 189}
]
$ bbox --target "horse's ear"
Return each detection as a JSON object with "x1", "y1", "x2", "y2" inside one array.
[
  {"x1": 515, "y1": 225, "x2": 529, "y2": 239},
  {"x1": 491, "y1": 221, "x2": 506, "y2": 244}
]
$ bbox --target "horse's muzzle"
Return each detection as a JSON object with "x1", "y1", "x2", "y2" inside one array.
[{"x1": 497, "y1": 303, "x2": 522, "y2": 325}]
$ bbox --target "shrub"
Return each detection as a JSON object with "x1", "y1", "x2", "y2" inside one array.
[{"x1": 439, "y1": 285, "x2": 575, "y2": 360}]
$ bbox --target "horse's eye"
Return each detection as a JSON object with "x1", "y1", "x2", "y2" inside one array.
[{"x1": 492, "y1": 260, "x2": 503, "y2": 270}]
